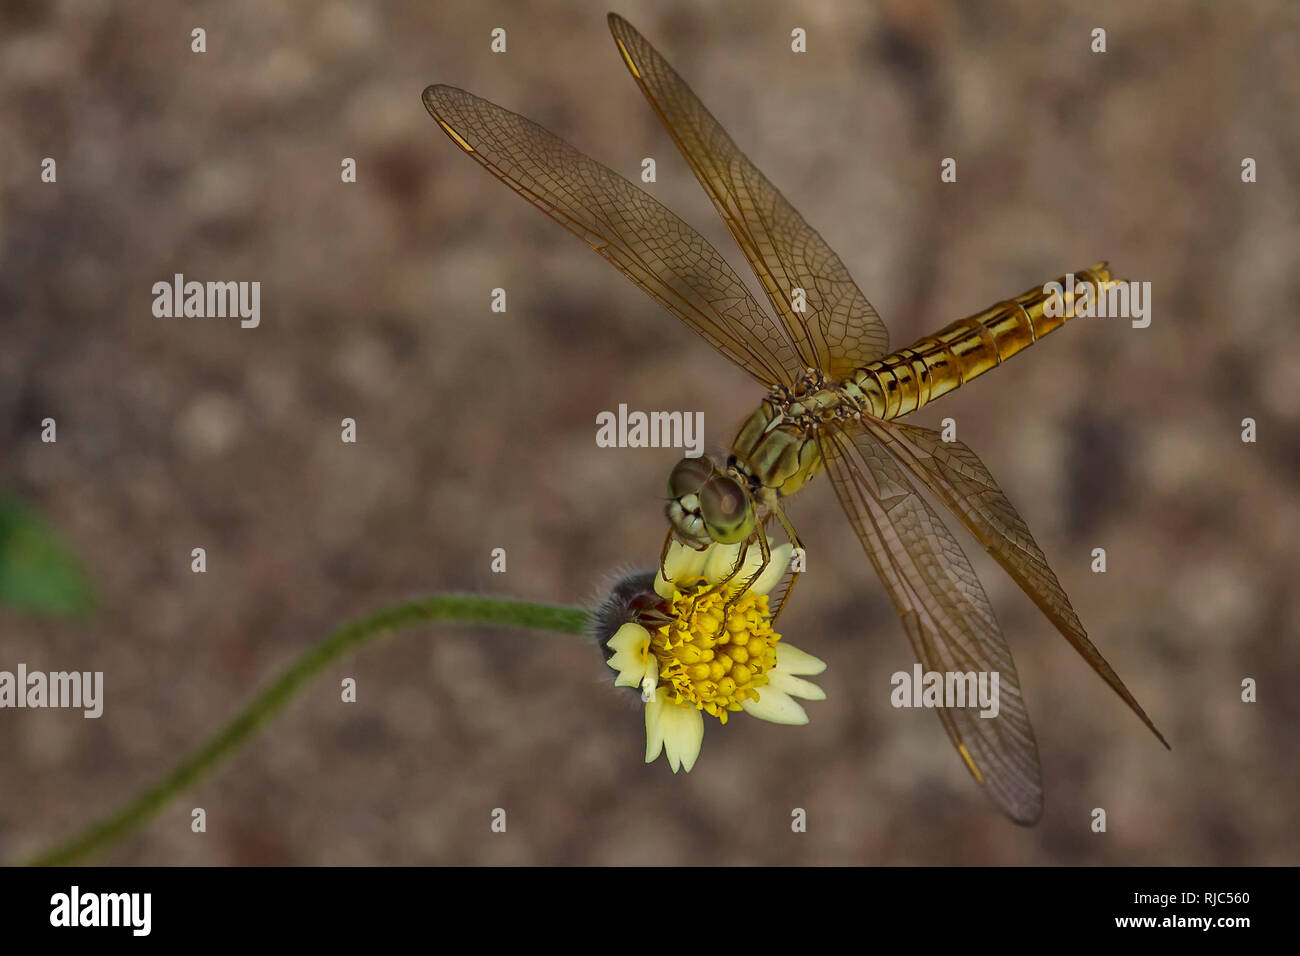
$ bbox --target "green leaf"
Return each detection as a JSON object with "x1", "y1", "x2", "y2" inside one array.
[{"x1": 0, "y1": 495, "x2": 95, "y2": 616}]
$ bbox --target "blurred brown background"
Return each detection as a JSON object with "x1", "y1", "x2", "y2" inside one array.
[{"x1": 2, "y1": 0, "x2": 1298, "y2": 865}]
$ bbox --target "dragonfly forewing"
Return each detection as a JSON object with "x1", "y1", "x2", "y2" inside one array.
[
  {"x1": 608, "y1": 13, "x2": 891, "y2": 378},
  {"x1": 423, "y1": 84, "x2": 803, "y2": 388},
  {"x1": 818, "y1": 422, "x2": 1044, "y2": 824},
  {"x1": 865, "y1": 419, "x2": 1170, "y2": 748}
]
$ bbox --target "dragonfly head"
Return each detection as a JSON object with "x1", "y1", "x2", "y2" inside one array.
[{"x1": 666, "y1": 455, "x2": 756, "y2": 548}]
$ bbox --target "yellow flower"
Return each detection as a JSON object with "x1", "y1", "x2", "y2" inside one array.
[{"x1": 604, "y1": 538, "x2": 826, "y2": 772}]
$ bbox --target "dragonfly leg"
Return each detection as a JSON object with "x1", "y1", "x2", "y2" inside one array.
[
  {"x1": 768, "y1": 504, "x2": 802, "y2": 624},
  {"x1": 657, "y1": 526, "x2": 675, "y2": 583},
  {"x1": 721, "y1": 526, "x2": 771, "y2": 618},
  {"x1": 686, "y1": 538, "x2": 749, "y2": 617},
  {"x1": 661, "y1": 525, "x2": 716, "y2": 618}
]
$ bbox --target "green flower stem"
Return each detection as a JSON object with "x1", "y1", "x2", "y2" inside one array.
[{"x1": 23, "y1": 595, "x2": 590, "y2": 867}]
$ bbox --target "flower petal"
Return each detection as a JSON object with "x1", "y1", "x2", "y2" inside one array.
[
  {"x1": 775, "y1": 642, "x2": 827, "y2": 676},
  {"x1": 657, "y1": 701, "x2": 705, "y2": 772},
  {"x1": 702, "y1": 541, "x2": 746, "y2": 585},
  {"x1": 610, "y1": 665, "x2": 643, "y2": 689},
  {"x1": 663, "y1": 539, "x2": 709, "y2": 587},
  {"x1": 607, "y1": 623, "x2": 652, "y2": 687},
  {"x1": 607, "y1": 621, "x2": 648, "y2": 654},
  {"x1": 741, "y1": 686, "x2": 809, "y2": 725},
  {"x1": 750, "y1": 543, "x2": 793, "y2": 596},
  {"x1": 768, "y1": 669, "x2": 826, "y2": 701},
  {"x1": 644, "y1": 695, "x2": 666, "y2": 764}
]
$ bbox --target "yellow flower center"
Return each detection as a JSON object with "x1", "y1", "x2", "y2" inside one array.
[{"x1": 650, "y1": 582, "x2": 780, "y2": 724}]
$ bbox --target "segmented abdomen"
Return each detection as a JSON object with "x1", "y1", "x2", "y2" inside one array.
[{"x1": 848, "y1": 263, "x2": 1111, "y2": 420}]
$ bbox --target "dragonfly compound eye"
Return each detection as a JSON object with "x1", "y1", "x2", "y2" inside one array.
[
  {"x1": 699, "y1": 475, "x2": 754, "y2": 544},
  {"x1": 666, "y1": 456, "x2": 716, "y2": 499}
]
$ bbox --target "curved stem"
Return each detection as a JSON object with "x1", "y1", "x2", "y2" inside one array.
[{"x1": 23, "y1": 595, "x2": 590, "y2": 866}]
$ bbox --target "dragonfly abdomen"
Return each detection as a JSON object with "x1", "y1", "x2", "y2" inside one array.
[{"x1": 845, "y1": 263, "x2": 1112, "y2": 420}]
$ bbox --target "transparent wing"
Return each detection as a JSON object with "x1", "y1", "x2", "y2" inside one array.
[
  {"x1": 423, "y1": 85, "x2": 802, "y2": 388},
  {"x1": 609, "y1": 13, "x2": 890, "y2": 378},
  {"x1": 818, "y1": 423, "x2": 1044, "y2": 824},
  {"x1": 866, "y1": 420, "x2": 1169, "y2": 748}
]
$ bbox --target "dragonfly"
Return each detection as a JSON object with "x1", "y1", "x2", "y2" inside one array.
[{"x1": 424, "y1": 13, "x2": 1167, "y2": 823}]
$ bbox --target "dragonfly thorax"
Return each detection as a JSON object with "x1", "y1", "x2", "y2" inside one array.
[{"x1": 729, "y1": 392, "x2": 838, "y2": 505}]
